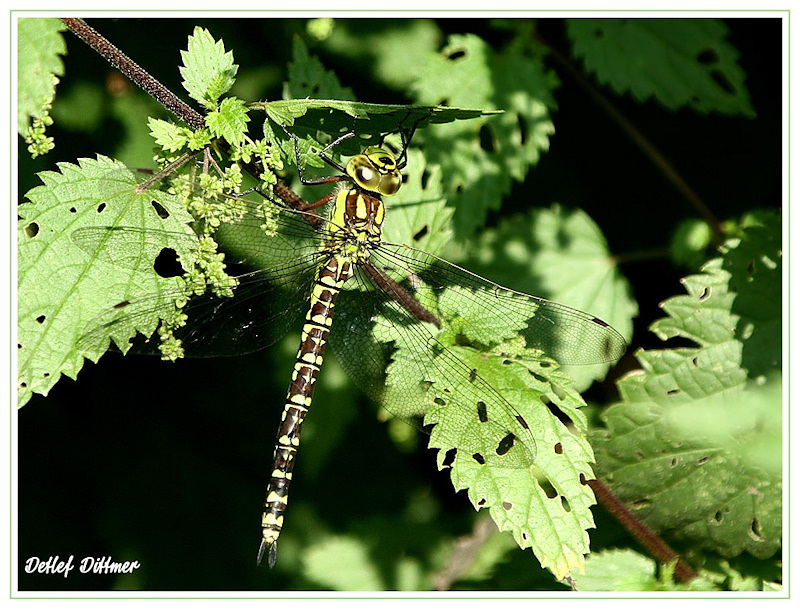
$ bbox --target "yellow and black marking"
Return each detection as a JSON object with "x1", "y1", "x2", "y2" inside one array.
[{"x1": 257, "y1": 145, "x2": 397, "y2": 568}]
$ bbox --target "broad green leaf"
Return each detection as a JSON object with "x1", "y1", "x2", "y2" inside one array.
[
  {"x1": 459, "y1": 204, "x2": 636, "y2": 391},
  {"x1": 410, "y1": 34, "x2": 558, "y2": 236},
  {"x1": 567, "y1": 19, "x2": 755, "y2": 117},
  {"x1": 179, "y1": 26, "x2": 238, "y2": 110},
  {"x1": 284, "y1": 35, "x2": 355, "y2": 102},
  {"x1": 594, "y1": 213, "x2": 781, "y2": 559},
  {"x1": 206, "y1": 96, "x2": 250, "y2": 146},
  {"x1": 440, "y1": 347, "x2": 597, "y2": 580},
  {"x1": 320, "y1": 18, "x2": 443, "y2": 90},
  {"x1": 303, "y1": 535, "x2": 384, "y2": 590},
  {"x1": 18, "y1": 156, "x2": 198, "y2": 407},
  {"x1": 17, "y1": 18, "x2": 67, "y2": 156},
  {"x1": 572, "y1": 548, "x2": 658, "y2": 591},
  {"x1": 382, "y1": 149, "x2": 453, "y2": 257}
]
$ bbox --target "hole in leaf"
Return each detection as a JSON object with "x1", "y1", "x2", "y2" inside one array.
[
  {"x1": 468, "y1": 369, "x2": 477, "y2": 383},
  {"x1": 631, "y1": 497, "x2": 651, "y2": 509},
  {"x1": 538, "y1": 479, "x2": 558, "y2": 499},
  {"x1": 420, "y1": 169, "x2": 431, "y2": 190},
  {"x1": 442, "y1": 448, "x2": 456, "y2": 468},
  {"x1": 696, "y1": 455, "x2": 710, "y2": 465},
  {"x1": 530, "y1": 371, "x2": 547, "y2": 383},
  {"x1": 666, "y1": 388, "x2": 681, "y2": 396},
  {"x1": 517, "y1": 113, "x2": 528, "y2": 146},
  {"x1": 412, "y1": 225, "x2": 429, "y2": 242},
  {"x1": 710, "y1": 69, "x2": 736, "y2": 95},
  {"x1": 495, "y1": 433, "x2": 516, "y2": 456},
  {"x1": 502, "y1": 501, "x2": 512, "y2": 511},
  {"x1": 669, "y1": 457, "x2": 679, "y2": 468},
  {"x1": 153, "y1": 248, "x2": 183, "y2": 278},
  {"x1": 554, "y1": 442, "x2": 563, "y2": 455},
  {"x1": 579, "y1": 473, "x2": 588, "y2": 485},
  {"x1": 24, "y1": 222, "x2": 39, "y2": 238},
  {"x1": 478, "y1": 124, "x2": 495, "y2": 153},
  {"x1": 472, "y1": 453, "x2": 486, "y2": 465},
  {"x1": 20, "y1": 382, "x2": 27, "y2": 388},
  {"x1": 521, "y1": 532, "x2": 528, "y2": 541},
  {"x1": 35, "y1": 315, "x2": 46, "y2": 324},
  {"x1": 476, "y1": 401, "x2": 488, "y2": 423},
  {"x1": 433, "y1": 397, "x2": 446, "y2": 406},
  {"x1": 69, "y1": 207, "x2": 77, "y2": 213},
  {"x1": 749, "y1": 518, "x2": 765, "y2": 541},
  {"x1": 545, "y1": 401, "x2": 574, "y2": 428},
  {"x1": 696, "y1": 48, "x2": 719, "y2": 65},
  {"x1": 747, "y1": 259, "x2": 756, "y2": 276},
  {"x1": 561, "y1": 496, "x2": 571, "y2": 512},
  {"x1": 97, "y1": 202, "x2": 107, "y2": 213},
  {"x1": 712, "y1": 510, "x2": 724, "y2": 524},
  {"x1": 477, "y1": 498, "x2": 486, "y2": 507},
  {"x1": 446, "y1": 48, "x2": 466, "y2": 61},
  {"x1": 43, "y1": 372, "x2": 50, "y2": 378},
  {"x1": 151, "y1": 200, "x2": 170, "y2": 219},
  {"x1": 698, "y1": 286, "x2": 711, "y2": 300}
]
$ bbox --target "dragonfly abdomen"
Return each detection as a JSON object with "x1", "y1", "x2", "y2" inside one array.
[{"x1": 258, "y1": 255, "x2": 353, "y2": 568}]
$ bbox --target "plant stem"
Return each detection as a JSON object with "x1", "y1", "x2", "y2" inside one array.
[
  {"x1": 60, "y1": 18, "x2": 307, "y2": 210},
  {"x1": 534, "y1": 30, "x2": 724, "y2": 240},
  {"x1": 587, "y1": 478, "x2": 697, "y2": 583},
  {"x1": 61, "y1": 18, "x2": 205, "y2": 130}
]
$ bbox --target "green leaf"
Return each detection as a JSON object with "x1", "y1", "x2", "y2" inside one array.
[
  {"x1": 18, "y1": 156, "x2": 199, "y2": 407},
  {"x1": 439, "y1": 347, "x2": 597, "y2": 580},
  {"x1": 567, "y1": 19, "x2": 755, "y2": 117},
  {"x1": 411, "y1": 34, "x2": 558, "y2": 236},
  {"x1": 320, "y1": 19, "x2": 443, "y2": 91},
  {"x1": 148, "y1": 117, "x2": 193, "y2": 153},
  {"x1": 179, "y1": 26, "x2": 238, "y2": 110},
  {"x1": 459, "y1": 204, "x2": 636, "y2": 391},
  {"x1": 284, "y1": 35, "x2": 356, "y2": 102},
  {"x1": 594, "y1": 215, "x2": 782, "y2": 559},
  {"x1": 573, "y1": 548, "x2": 659, "y2": 591},
  {"x1": 17, "y1": 18, "x2": 67, "y2": 156},
  {"x1": 206, "y1": 96, "x2": 250, "y2": 146},
  {"x1": 382, "y1": 149, "x2": 453, "y2": 257},
  {"x1": 303, "y1": 535, "x2": 385, "y2": 590}
]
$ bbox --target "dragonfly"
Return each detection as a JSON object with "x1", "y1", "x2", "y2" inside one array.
[{"x1": 74, "y1": 114, "x2": 627, "y2": 569}]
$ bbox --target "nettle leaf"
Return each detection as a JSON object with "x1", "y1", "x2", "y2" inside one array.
[
  {"x1": 179, "y1": 26, "x2": 238, "y2": 110},
  {"x1": 410, "y1": 33, "x2": 558, "y2": 236},
  {"x1": 284, "y1": 35, "x2": 356, "y2": 102},
  {"x1": 573, "y1": 548, "x2": 659, "y2": 591},
  {"x1": 17, "y1": 17, "x2": 67, "y2": 156},
  {"x1": 380, "y1": 301, "x2": 597, "y2": 578},
  {"x1": 206, "y1": 96, "x2": 250, "y2": 146},
  {"x1": 382, "y1": 149, "x2": 453, "y2": 257},
  {"x1": 460, "y1": 204, "x2": 636, "y2": 392},
  {"x1": 594, "y1": 214, "x2": 781, "y2": 559},
  {"x1": 18, "y1": 156, "x2": 198, "y2": 407},
  {"x1": 567, "y1": 19, "x2": 755, "y2": 117},
  {"x1": 441, "y1": 346, "x2": 596, "y2": 580}
]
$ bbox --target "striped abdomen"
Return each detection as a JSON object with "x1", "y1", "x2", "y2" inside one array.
[{"x1": 258, "y1": 255, "x2": 352, "y2": 567}]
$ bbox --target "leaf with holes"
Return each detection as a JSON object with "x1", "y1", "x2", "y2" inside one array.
[
  {"x1": 460, "y1": 204, "x2": 636, "y2": 392},
  {"x1": 18, "y1": 155, "x2": 198, "y2": 407},
  {"x1": 567, "y1": 19, "x2": 755, "y2": 117},
  {"x1": 593, "y1": 212, "x2": 781, "y2": 559},
  {"x1": 410, "y1": 33, "x2": 558, "y2": 236}
]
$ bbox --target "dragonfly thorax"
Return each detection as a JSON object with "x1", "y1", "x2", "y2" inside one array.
[{"x1": 345, "y1": 146, "x2": 402, "y2": 197}]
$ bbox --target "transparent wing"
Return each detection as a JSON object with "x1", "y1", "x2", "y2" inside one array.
[
  {"x1": 328, "y1": 242, "x2": 626, "y2": 469},
  {"x1": 74, "y1": 198, "x2": 333, "y2": 357},
  {"x1": 372, "y1": 243, "x2": 627, "y2": 365}
]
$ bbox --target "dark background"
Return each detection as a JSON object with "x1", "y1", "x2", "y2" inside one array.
[{"x1": 17, "y1": 17, "x2": 782, "y2": 591}]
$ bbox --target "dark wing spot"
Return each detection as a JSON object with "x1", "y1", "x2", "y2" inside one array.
[{"x1": 476, "y1": 401, "x2": 488, "y2": 423}]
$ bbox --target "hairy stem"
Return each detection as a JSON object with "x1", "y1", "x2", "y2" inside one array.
[
  {"x1": 587, "y1": 478, "x2": 697, "y2": 583},
  {"x1": 60, "y1": 18, "x2": 306, "y2": 208}
]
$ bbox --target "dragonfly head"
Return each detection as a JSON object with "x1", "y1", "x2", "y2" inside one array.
[{"x1": 346, "y1": 146, "x2": 402, "y2": 197}]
